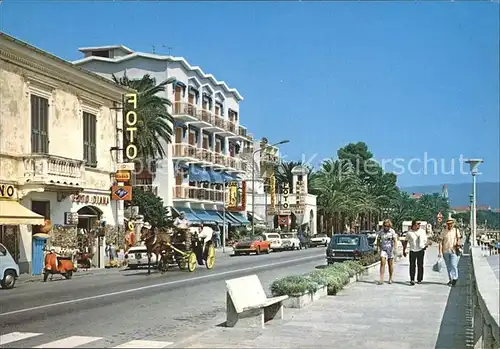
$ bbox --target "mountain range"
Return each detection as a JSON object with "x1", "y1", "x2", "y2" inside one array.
[{"x1": 401, "y1": 182, "x2": 499, "y2": 209}]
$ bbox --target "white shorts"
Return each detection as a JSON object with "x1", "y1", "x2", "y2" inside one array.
[{"x1": 380, "y1": 249, "x2": 394, "y2": 260}]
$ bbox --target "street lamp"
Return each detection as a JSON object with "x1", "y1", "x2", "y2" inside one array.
[
  {"x1": 251, "y1": 140, "x2": 290, "y2": 236},
  {"x1": 469, "y1": 193, "x2": 473, "y2": 244},
  {"x1": 465, "y1": 159, "x2": 484, "y2": 247}
]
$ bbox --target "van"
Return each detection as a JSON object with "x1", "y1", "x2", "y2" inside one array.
[
  {"x1": 262, "y1": 232, "x2": 282, "y2": 251},
  {"x1": 0, "y1": 243, "x2": 20, "y2": 289}
]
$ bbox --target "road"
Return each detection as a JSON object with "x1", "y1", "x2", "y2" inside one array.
[{"x1": 0, "y1": 248, "x2": 326, "y2": 348}]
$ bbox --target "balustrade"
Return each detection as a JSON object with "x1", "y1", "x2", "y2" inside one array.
[
  {"x1": 172, "y1": 185, "x2": 224, "y2": 202},
  {"x1": 22, "y1": 154, "x2": 84, "y2": 187}
]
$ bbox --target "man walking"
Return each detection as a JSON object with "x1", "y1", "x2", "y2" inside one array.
[
  {"x1": 403, "y1": 220, "x2": 428, "y2": 285},
  {"x1": 439, "y1": 218, "x2": 462, "y2": 286}
]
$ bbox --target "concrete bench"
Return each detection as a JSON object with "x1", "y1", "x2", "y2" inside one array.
[{"x1": 225, "y1": 274, "x2": 288, "y2": 328}]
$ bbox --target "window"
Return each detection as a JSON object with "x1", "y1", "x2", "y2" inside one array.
[
  {"x1": 31, "y1": 95, "x2": 49, "y2": 153},
  {"x1": 83, "y1": 112, "x2": 97, "y2": 167}
]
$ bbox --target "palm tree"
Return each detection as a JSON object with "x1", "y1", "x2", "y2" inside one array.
[
  {"x1": 113, "y1": 73, "x2": 175, "y2": 162},
  {"x1": 276, "y1": 160, "x2": 313, "y2": 193}
]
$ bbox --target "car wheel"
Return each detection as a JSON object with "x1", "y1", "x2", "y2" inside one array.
[
  {"x1": 256, "y1": 247, "x2": 261, "y2": 255},
  {"x1": 265, "y1": 247, "x2": 270, "y2": 254},
  {"x1": 1, "y1": 270, "x2": 16, "y2": 289}
]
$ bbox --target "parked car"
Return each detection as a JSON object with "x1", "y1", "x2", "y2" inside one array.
[
  {"x1": 0, "y1": 243, "x2": 19, "y2": 289},
  {"x1": 326, "y1": 234, "x2": 374, "y2": 264},
  {"x1": 309, "y1": 233, "x2": 331, "y2": 247},
  {"x1": 125, "y1": 245, "x2": 158, "y2": 269},
  {"x1": 280, "y1": 233, "x2": 301, "y2": 250},
  {"x1": 233, "y1": 236, "x2": 271, "y2": 255},
  {"x1": 262, "y1": 232, "x2": 283, "y2": 251}
]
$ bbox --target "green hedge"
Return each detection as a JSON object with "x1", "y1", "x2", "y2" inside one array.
[{"x1": 270, "y1": 256, "x2": 380, "y2": 297}]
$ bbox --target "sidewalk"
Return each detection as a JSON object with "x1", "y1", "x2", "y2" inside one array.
[{"x1": 174, "y1": 246, "x2": 471, "y2": 349}]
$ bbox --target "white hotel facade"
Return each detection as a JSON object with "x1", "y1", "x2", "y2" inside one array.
[{"x1": 74, "y1": 46, "x2": 253, "y2": 227}]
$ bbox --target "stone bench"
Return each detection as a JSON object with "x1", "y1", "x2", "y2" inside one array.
[{"x1": 225, "y1": 274, "x2": 288, "y2": 328}]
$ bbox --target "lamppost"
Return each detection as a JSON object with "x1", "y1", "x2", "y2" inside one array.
[
  {"x1": 465, "y1": 159, "x2": 484, "y2": 247},
  {"x1": 469, "y1": 193, "x2": 473, "y2": 244},
  {"x1": 251, "y1": 140, "x2": 290, "y2": 236}
]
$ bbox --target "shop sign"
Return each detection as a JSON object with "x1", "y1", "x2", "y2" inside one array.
[
  {"x1": 111, "y1": 185, "x2": 132, "y2": 201},
  {"x1": 124, "y1": 94, "x2": 138, "y2": 161},
  {"x1": 0, "y1": 184, "x2": 16, "y2": 199},
  {"x1": 282, "y1": 182, "x2": 290, "y2": 211},
  {"x1": 117, "y1": 162, "x2": 135, "y2": 171},
  {"x1": 115, "y1": 170, "x2": 131, "y2": 182},
  {"x1": 70, "y1": 194, "x2": 110, "y2": 205},
  {"x1": 269, "y1": 173, "x2": 276, "y2": 211},
  {"x1": 64, "y1": 212, "x2": 79, "y2": 226}
]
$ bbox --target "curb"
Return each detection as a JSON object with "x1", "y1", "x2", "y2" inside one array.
[{"x1": 17, "y1": 268, "x2": 124, "y2": 284}]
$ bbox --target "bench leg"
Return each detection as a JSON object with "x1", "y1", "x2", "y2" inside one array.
[
  {"x1": 264, "y1": 301, "x2": 284, "y2": 322},
  {"x1": 226, "y1": 292, "x2": 265, "y2": 328}
]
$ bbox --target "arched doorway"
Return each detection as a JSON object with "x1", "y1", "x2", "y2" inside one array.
[{"x1": 77, "y1": 206, "x2": 103, "y2": 268}]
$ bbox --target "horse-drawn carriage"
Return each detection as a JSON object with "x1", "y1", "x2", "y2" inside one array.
[{"x1": 141, "y1": 225, "x2": 216, "y2": 274}]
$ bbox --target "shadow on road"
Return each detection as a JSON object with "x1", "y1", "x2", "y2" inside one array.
[{"x1": 434, "y1": 252, "x2": 471, "y2": 349}]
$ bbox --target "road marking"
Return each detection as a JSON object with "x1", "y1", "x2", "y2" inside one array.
[
  {"x1": 33, "y1": 335, "x2": 102, "y2": 348},
  {"x1": 0, "y1": 253, "x2": 323, "y2": 318},
  {"x1": 112, "y1": 340, "x2": 173, "y2": 348},
  {"x1": 0, "y1": 332, "x2": 42, "y2": 345}
]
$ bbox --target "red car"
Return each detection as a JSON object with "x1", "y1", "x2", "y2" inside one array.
[{"x1": 233, "y1": 235, "x2": 271, "y2": 256}]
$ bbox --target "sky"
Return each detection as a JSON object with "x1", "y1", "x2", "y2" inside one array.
[{"x1": 1, "y1": 0, "x2": 498, "y2": 187}]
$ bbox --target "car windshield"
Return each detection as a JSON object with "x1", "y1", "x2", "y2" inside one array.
[
  {"x1": 315, "y1": 234, "x2": 327, "y2": 238},
  {"x1": 281, "y1": 234, "x2": 293, "y2": 238},
  {"x1": 242, "y1": 236, "x2": 260, "y2": 242},
  {"x1": 332, "y1": 236, "x2": 359, "y2": 246}
]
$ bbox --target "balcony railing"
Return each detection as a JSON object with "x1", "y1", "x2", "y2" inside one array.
[
  {"x1": 173, "y1": 143, "x2": 246, "y2": 171},
  {"x1": 227, "y1": 120, "x2": 237, "y2": 134},
  {"x1": 196, "y1": 148, "x2": 213, "y2": 163},
  {"x1": 213, "y1": 116, "x2": 226, "y2": 129},
  {"x1": 238, "y1": 126, "x2": 247, "y2": 138},
  {"x1": 135, "y1": 184, "x2": 158, "y2": 196},
  {"x1": 22, "y1": 154, "x2": 85, "y2": 187},
  {"x1": 173, "y1": 185, "x2": 224, "y2": 202},
  {"x1": 197, "y1": 109, "x2": 213, "y2": 124},
  {"x1": 173, "y1": 102, "x2": 197, "y2": 118},
  {"x1": 173, "y1": 143, "x2": 198, "y2": 158}
]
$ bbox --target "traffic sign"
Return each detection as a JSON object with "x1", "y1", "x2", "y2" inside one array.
[{"x1": 437, "y1": 212, "x2": 443, "y2": 223}]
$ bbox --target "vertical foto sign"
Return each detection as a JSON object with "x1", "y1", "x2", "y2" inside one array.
[
  {"x1": 282, "y1": 182, "x2": 289, "y2": 211},
  {"x1": 125, "y1": 94, "x2": 138, "y2": 161}
]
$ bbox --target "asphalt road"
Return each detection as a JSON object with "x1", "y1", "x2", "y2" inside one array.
[{"x1": 0, "y1": 247, "x2": 326, "y2": 348}]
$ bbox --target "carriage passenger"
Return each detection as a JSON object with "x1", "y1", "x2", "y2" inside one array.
[{"x1": 174, "y1": 212, "x2": 190, "y2": 228}]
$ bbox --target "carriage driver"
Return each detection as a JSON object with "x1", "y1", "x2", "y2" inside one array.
[{"x1": 173, "y1": 212, "x2": 190, "y2": 229}]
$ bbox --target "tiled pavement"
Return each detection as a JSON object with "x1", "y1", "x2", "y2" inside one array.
[{"x1": 174, "y1": 246, "x2": 471, "y2": 349}]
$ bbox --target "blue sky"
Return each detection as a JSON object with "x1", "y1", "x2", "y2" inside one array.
[{"x1": 1, "y1": 1, "x2": 498, "y2": 187}]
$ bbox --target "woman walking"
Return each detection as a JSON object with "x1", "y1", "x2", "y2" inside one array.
[
  {"x1": 375, "y1": 219, "x2": 399, "y2": 285},
  {"x1": 439, "y1": 218, "x2": 462, "y2": 286}
]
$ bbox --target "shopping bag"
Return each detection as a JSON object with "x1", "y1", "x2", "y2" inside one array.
[{"x1": 433, "y1": 258, "x2": 444, "y2": 272}]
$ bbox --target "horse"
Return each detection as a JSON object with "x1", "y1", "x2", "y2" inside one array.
[{"x1": 140, "y1": 227, "x2": 172, "y2": 275}]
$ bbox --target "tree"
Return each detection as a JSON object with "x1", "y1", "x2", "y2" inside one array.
[
  {"x1": 113, "y1": 73, "x2": 175, "y2": 161},
  {"x1": 130, "y1": 188, "x2": 171, "y2": 230},
  {"x1": 276, "y1": 160, "x2": 313, "y2": 193}
]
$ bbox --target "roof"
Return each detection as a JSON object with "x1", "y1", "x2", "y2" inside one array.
[
  {"x1": 73, "y1": 49, "x2": 243, "y2": 101},
  {"x1": 0, "y1": 32, "x2": 133, "y2": 95},
  {"x1": 78, "y1": 45, "x2": 134, "y2": 54}
]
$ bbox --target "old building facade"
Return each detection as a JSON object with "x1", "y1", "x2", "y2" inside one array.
[{"x1": 0, "y1": 33, "x2": 128, "y2": 274}]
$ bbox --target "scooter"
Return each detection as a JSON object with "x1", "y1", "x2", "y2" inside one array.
[{"x1": 43, "y1": 251, "x2": 76, "y2": 282}]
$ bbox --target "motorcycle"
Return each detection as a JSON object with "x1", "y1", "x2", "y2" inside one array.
[{"x1": 43, "y1": 251, "x2": 76, "y2": 282}]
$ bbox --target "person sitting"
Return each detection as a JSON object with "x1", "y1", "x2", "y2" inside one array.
[{"x1": 173, "y1": 212, "x2": 190, "y2": 229}]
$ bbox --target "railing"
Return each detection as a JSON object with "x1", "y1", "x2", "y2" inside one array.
[
  {"x1": 23, "y1": 154, "x2": 85, "y2": 186},
  {"x1": 238, "y1": 126, "x2": 247, "y2": 137},
  {"x1": 197, "y1": 109, "x2": 213, "y2": 124},
  {"x1": 196, "y1": 148, "x2": 213, "y2": 163},
  {"x1": 470, "y1": 246, "x2": 500, "y2": 348},
  {"x1": 173, "y1": 143, "x2": 198, "y2": 158},
  {"x1": 135, "y1": 184, "x2": 158, "y2": 196},
  {"x1": 173, "y1": 143, "x2": 246, "y2": 171},
  {"x1": 227, "y1": 120, "x2": 237, "y2": 134},
  {"x1": 173, "y1": 102, "x2": 197, "y2": 118},
  {"x1": 213, "y1": 116, "x2": 226, "y2": 129},
  {"x1": 173, "y1": 185, "x2": 224, "y2": 202}
]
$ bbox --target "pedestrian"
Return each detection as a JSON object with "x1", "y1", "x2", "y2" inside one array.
[
  {"x1": 375, "y1": 219, "x2": 398, "y2": 285},
  {"x1": 213, "y1": 225, "x2": 221, "y2": 248},
  {"x1": 439, "y1": 218, "x2": 462, "y2": 286},
  {"x1": 403, "y1": 220, "x2": 428, "y2": 285}
]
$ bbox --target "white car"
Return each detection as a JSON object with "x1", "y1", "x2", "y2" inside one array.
[
  {"x1": 263, "y1": 232, "x2": 283, "y2": 251},
  {"x1": 280, "y1": 233, "x2": 301, "y2": 250},
  {"x1": 125, "y1": 246, "x2": 157, "y2": 269},
  {"x1": 310, "y1": 233, "x2": 331, "y2": 247}
]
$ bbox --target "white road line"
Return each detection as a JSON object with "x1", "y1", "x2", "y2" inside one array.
[
  {"x1": 34, "y1": 336, "x2": 102, "y2": 348},
  {"x1": 0, "y1": 332, "x2": 43, "y2": 345},
  {"x1": 112, "y1": 340, "x2": 173, "y2": 348},
  {"x1": 0, "y1": 253, "x2": 322, "y2": 318}
]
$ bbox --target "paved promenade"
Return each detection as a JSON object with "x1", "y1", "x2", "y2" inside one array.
[{"x1": 175, "y1": 246, "x2": 470, "y2": 349}]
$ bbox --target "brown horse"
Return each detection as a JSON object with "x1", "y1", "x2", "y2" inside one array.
[{"x1": 140, "y1": 227, "x2": 171, "y2": 275}]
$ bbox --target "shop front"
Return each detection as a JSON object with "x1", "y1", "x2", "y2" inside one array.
[{"x1": 0, "y1": 184, "x2": 45, "y2": 274}]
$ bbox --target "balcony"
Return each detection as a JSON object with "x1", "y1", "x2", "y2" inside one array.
[
  {"x1": 173, "y1": 102, "x2": 198, "y2": 122},
  {"x1": 173, "y1": 185, "x2": 224, "y2": 203},
  {"x1": 261, "y1": 153, "x2": 280, "y2": 164},
  {"x1": 135, "y1": 184, "x2": 158, "y2": 196},
  {"x1": 173, "y1": 143, "x2": 246, "y2": 173},
  {"x1": 22, "y1": 154, "x2": 85, "y2": 189},
  {"x1": 173, "y1": 143, "x2": 198, "y2": 161}
]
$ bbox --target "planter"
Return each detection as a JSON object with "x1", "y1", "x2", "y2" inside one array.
[
  {"x1": 283, "y1": 285, "x2": 327, "y2": 308},
  {"x1": 362, "y1": 261, "x2": 381, "y2": 275}
]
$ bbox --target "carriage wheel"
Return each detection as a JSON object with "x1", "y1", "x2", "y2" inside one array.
[
  {"x1": 205, "y1": 245, "x2": 216, "y2": 270},
  {"x1": 187, "y1": 252, "x2": 197, "y2": 272}
]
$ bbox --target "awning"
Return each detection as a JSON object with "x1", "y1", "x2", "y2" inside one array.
[
  {"x1": 228, "y1": 211, "x2": 250, "y2": 225},
  {"x1": 191, "y1": 209, "x2": 217, "y2": 225},
  {"x1": 205, "y1": 210, "x2": 224, "y2": 224},
  {"x1": 174, "y1": 207, "x2": 202, "y2": 224},
  {"x1": 173, "y1": 80, "x2": 186, "y2": 88},
  {"x1": 221, "y1": 172, "x2": 238, "y2": 183},
  {"x1": 248, "y1": 212, "x2": 265, "y2": 223},
  {"x1": 188, "y1": 165, "x2": 210, "y2": 182},
  {"x1": 0, "y1": 200, "x2": 45, "y2": 225},
  {"x1": 217, "y1": 211, "x2": 241, "y2": 227},
  {"x1": 208, "y1": 170, "x2": 224, "y2": 184}
]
